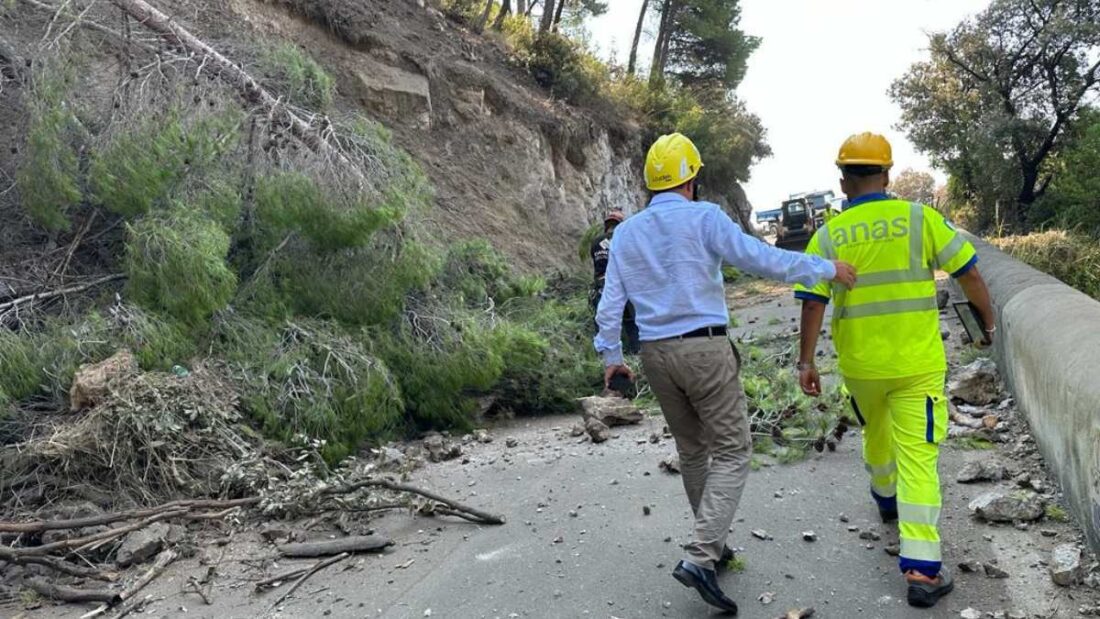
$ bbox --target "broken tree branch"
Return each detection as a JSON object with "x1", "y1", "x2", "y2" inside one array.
[
  {"x1": 277, "y1": 535, "x2": 392, "y2": 558},
  {"x1": 0, "y1": 553, "x2": 118, "y2": 581},
  {"x1": 0, "y1": 497, "x2": 259, "y2": 533},
  {"x1": 320, "y1": 478, "x2": 506, "y2": 525},
  {"x1": 117, "y1": 548, "x2": 177, "y2": 604},
  {"x1": 104, "y1": 0, "x2": 360, "y2": 177},
  {"x1": 11, "y1": 508, "x2": 188, "y2": 557},
  {"x1": 0, "y1": 273, "x2": 125, "y2": 314},
  {"x1": 269, "y1": 552, "x2": 349, "y2": 609}
]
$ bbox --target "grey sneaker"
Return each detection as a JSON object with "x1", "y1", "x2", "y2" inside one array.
[{"x1": 906, "y1": 566, "x2": 954, "y2": 608}]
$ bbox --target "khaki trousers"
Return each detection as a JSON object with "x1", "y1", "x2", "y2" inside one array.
[{"x1": 641, "y1": 335, "x2": 752, "y2": 569}]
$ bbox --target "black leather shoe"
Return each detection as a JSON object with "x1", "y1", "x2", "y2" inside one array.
[
  {"x1": 907, "y1": 567, "x2": 954, "y2": 608},
  {"x1": 880, "y1": 507, "x2": 899, "y2": 523},
  {"x1": 672, "y1": 560, "x2": 739, "y2": 614},
  {"x1": 715, "y1": 546, "x2": 736, "y2": 571}
]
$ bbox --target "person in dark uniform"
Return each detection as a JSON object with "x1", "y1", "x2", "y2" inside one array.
[{"x1": 590, "y1": 211, "x2": 640, "y2": 355}]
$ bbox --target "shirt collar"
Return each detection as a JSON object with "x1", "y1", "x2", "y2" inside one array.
[
  {"x1": 847, "y1": 192, "x2": 891, "y2": 208},
  {"x1": 648, "y1": 192, "x2": 691, "y2": 207}
]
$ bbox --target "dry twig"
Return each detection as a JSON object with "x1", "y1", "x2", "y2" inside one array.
[{"x1": 269, "y1": 552, "x2": 349, "y2": 609}]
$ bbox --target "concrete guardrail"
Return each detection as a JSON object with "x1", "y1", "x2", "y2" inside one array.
[{"x1": 960, "y1": 233, "x2": 1100, "y2": 551}]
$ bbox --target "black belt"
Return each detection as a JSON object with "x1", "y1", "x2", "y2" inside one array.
[{"x1": 675, "y1": 325, "x2": 727, "y2": 339}]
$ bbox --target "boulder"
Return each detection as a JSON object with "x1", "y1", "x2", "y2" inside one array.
[
  {"x1": 352, "y1": 58, "x2": 432, "y2": 129},
  {"x1": 116, "y1": 522, "x2": 170, "y2": 567},
  {"x1": 422, "y1": 434, "x2": 462, "y2": 462},
  {"x1": 659, "y1": 455, "x2": 680, "y2": 474},
  {"x1": 968, "y1": 490, "x2": 1045, "y2": 522},
  {"x1": 957, "y1": 460, "x2": 1010, "y2": 484},
  {"x1": 1051, "y1": 544, "x2": 1083, "y2": 586},
  {"x1": 584, "y1": 417, "x2": 610, "y2": 443},
  {"x1": 948, "y1": 358, "x2": 1001, "y2": 405},
  {"x1": 69, "y1": 350, "x2": 137, "y2": 412},
  {"x1": 577, "y1": 396, "x2": 643, "y2": 427}
]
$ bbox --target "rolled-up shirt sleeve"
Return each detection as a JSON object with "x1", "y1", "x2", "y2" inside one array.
[
  {"x1": 705, "y1": 209, "x2": 835, "y2": 288},
  {"x1": 593, "y1": 249, "x2": 627, "y2": 367}
]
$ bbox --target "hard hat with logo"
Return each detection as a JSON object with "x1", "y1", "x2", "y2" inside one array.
[
  {"x1": 604, "y1": 211, "x2": 625, "y2": 226},
  {"x1": 644, "y1": 133, "x2": 703, "y2": 191},
  {"x1": 836, "y1": 132, "x2": 893, "y2": 169}
]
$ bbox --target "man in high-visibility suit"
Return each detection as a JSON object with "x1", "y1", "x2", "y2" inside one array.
[{"x1": 795, "y1": 133, "x2": 996, "y2": 608}]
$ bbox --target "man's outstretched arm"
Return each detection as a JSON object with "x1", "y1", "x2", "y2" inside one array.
[{"x1": 705, "y1": 208, "x2": 856, "y2": 288}]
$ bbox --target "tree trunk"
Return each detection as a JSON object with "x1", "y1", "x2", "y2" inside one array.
[
  {"x1": 649, "y1": 0, "x2": 678, "y2": 83},
  {"x1": 492, "y1": 0, "x2": 511, "y2": 30},
  {"x1": 475, "y1": 0, "x2": 494, "y2": 32},
  {"x1": 627, "y1": 0, "x2": 650, "y2": 76},
  {"x1": 105, "y1": 0, "x2": 360, "y2": 177},
  {"x1": 538, "y1": 0, "x2": 555, "y2": 33},
  {"x1": 551, "y1": 0, "x2": 567, "y2": 31},
  {"x1": 517, "y1": 0, "x2": 526, "y2": 16}
]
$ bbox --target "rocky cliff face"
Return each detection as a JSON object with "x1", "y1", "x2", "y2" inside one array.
[
  {"x1": 0, "y1": 0, "x2": 755, "y2": 269},
  {"x1": 232, "y1": 0, "x2": 651, "y2": 268}
]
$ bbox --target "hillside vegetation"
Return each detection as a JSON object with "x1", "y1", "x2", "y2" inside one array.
[{"x1": 0, "y1": 0, "x2": 774, "y2": 467}]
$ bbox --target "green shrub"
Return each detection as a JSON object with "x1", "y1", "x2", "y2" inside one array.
[
  {"x1": 260, "y1": 43, "x2": 336, "y2": 111},
  {"x1": 106, "y1": 305, "x2": 196, "y2": 370},
  {"x1": 0, "y1": 330, "x2": 44, "y2": 403},
  {"x1": 216, "y1": 317, "x2": 403, "y2": 463},
  {"x1": 344, "y1": 116, "x2": 434, "y2": 212},
  {"x1": 193, "y1": 179, "x2": 243, "y2": 232},
  {"x1": 90, "y1": 113, "x2": 239, "y2": 219},
  {"x1": 254, "y1": 172, "x2": 401, "y2": 251},
  {"x1": 520, "y1": 32, "x2": 609, "y2": 106},
  {"x1": 443, "y1": 239, "x2": 544, "y2": 306},
  {"x1": 373, "y1": 315, "x2": 511, "y2": 430},
  {"x1": 992, "y1": 230, "x2": 1100, "y2": 300},
  {"x1": 496, "y1": 295, "x2": 602, "y2": 414},
  {"x1": 17, "y1": 68, "x2": 83, "y2": 231},
  {"x1": 272, "y1": 238, "x2": 440, "y2": 326},
  {"x1": 125, "y1": 210, "x2": 237, "y2": 326}
]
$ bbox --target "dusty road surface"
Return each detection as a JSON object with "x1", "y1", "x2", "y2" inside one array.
[{"x1": 12, "y1": 286, "x2": 1099, "y2": 619}]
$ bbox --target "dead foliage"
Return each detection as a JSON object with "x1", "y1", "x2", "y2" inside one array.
[{"x1": 0, "y1": 362, "x2": 276, "y2": 510}]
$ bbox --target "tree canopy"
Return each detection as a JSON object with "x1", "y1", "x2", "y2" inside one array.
[{"x1": 891, "y1": 0, "x2": 1100, "y2": 229}]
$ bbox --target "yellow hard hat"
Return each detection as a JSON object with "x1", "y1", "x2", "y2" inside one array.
[
  {"x1": 836, "y1": 132, "x2": 893, "y2": 168},
  {"x1": 644, "y1": 133, "x2": 703, "y2": 191}
]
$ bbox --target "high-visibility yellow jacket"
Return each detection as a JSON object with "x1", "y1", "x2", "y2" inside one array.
[{"x1": 794, "y1": 194, "x2": 977, "y2": 380}]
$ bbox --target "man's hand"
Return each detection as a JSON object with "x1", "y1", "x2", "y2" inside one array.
[
  {"x1": 604, "y1": 364, "x2": 635, "y2": 389},
  {"x1": 799, "y1": 363, "x2": 822, "y2": 396},
  {"x1": 830, "y1": 260, "x2": 857, "y2": 289}
]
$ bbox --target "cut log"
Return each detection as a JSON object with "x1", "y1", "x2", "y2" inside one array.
[
  {"x1": 25, "y1": 578, "x2": 117, "y2": 603},
  {"x1": 277, "y1": 535, "x2": 393, "y2": 558}
]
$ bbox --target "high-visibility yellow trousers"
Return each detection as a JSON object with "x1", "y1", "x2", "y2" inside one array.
[{"x1": 844, "y1": 371, "x2": 949, "y2": 578}]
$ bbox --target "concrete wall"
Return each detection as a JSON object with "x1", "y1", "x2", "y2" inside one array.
[{"x1": 962, "y1": 234, "x2": 1100, "y2": 550}]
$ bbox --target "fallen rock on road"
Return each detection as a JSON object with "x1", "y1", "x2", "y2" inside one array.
[
  {"x1": 1051, "y1": 544, "x2": 1083, "y2": 586},
  {"x1": 585, "y1": 417, "x2": 611, "y2": 443},
  {"x1": 578, "y1": 396, "x2": 643, "y2": 427},
  {"x1": 969, "y1": 490, "x2": 1045, "y2": 522},
  {"x1": 957, "y1": 460, "x2": 1010, "y2": 484},
  {"x1": 949, "y1": 358, "x2": 1001, "y2": 405}
]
